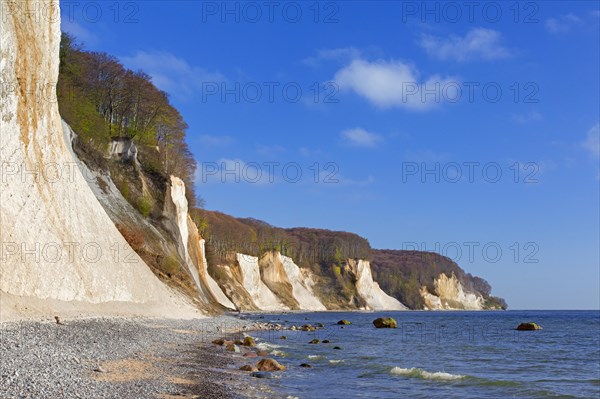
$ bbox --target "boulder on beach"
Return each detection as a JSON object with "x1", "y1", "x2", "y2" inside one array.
[
  {"x1": 373, "y1": 317, "x2": 397, "y2": 328},
  {"x1": 337, "y1": 320, "x2": 352, "y2": 325},
  {"x1": 256, "y1": 351, "x2": 269, "y2": 357},
  {"x1": 516, "y1": 322, "x2": 543, "y2": 331},
  {"x1": 257, "y1": 358, "x2": 286, "y2": 371},
  {"x1": 212, "y1": 338, "x2": 226, "y2": 345},
  {"x1": 226, "y1": 343, "x2": 240, "y2": 353},
  {"x1": 242, "y1": 336, "x2": 256, "y2": 347},
  {"x1": 243, "y1": 352, "x2": 258, "y2": 358},
  {"x1": 240, "y1": 365, "x2": 258, "y2": 372}
]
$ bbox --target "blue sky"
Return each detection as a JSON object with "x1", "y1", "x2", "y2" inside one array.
[{"x1": 61, "y1": 1, "x2": 600, "y2": 310}]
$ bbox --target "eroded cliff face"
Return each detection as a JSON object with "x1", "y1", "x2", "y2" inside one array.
[
  {"x1": 162, "y1": 176, "x2": 235, "y2": 310},
  {"x1": 350, "y1": 260, "x2": 407, "y2": 311},
  {"x1": 259, "y1": 252, "x2": 327, "y2": 311},
  {"x1": 205, "y1": 253, "x2": 401, "y2": 312},
  {"x1": 236, "y1": 253, "x2": 289, "y2": 311},
  {"x1": 420, "y1": 273, "x2": 484, "y2": 310},
  {"x1": 0, "y1": 1, "x2": 196, "y2": 314},
  {"x1": 199, "y1": 239, "x2": 236, "y2": 310},
  {"x1": 279, "y1": 255, "x2": 327, "y2": 311}
]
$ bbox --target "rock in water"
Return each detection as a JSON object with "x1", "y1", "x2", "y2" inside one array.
[
  {"x1": 250, "y1": 372, "x2": 273, "y2": 379},
  {"x1": 337, "y1": 320, "x2": 352, "y2": 325},
  {"x1": 516, "y1": 322, "x2": 542, "y2": 331},
  {"x1": 301, "y1": 324, "x2": 316, "y2": 332},
  {"x1": 242, "y1": 336, "x2": 256, "y2": 347},
  {"x1": 256, "y1": 358, "x2": 286, "y2": 371},
  {"x1": 243, "y1": 352, "x2": 258, "y2": 358},
  {"x1": 373, "y1": 317, "x2": 397, "y2": 328},
  {"x1": 300, "y1": 363, "x2": 312, "y2": 368},
  {"x1": 240, "y1": 365, "x2": 258, "y2": 372},
  {"x1": 309, "y1": 339, "x2": 320, "y2": 344}
]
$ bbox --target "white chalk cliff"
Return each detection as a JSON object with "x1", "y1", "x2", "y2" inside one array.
[
  {"x1": 280, "y1": 255, "x2": 327, "y2": 311},
  {"x1": 199, "y1": 239, "x2": 236, "y2": 310},
  {"x1": 350, "y1": 260, "x2": 408, "y2": 310},
  {"x1": 236, "y1": 254, "x2": 289, "y2": 311},
  {"x1": 258, "y1": 251, "x2": 326, "y2": 311},
  {"x1": 206, "y1": 253, "x2": 403, "y2": 312},
  {"x1": 162, "y1": 176, "x2": 235, "y2": 310},
  {"x1": 0, "y1": 0, "x2": 198, "y2": 318},
  {"x1": 420, "y1": 273, "x2": 484, "y2": 310}
]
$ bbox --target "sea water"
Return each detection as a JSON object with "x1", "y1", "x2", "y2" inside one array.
[{"x1": 244, "y1": 310, "x2": 600, "y2": 399}]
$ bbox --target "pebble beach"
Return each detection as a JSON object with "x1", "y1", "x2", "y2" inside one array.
[{"x1": 0, "y1": 316, "x2": 283, "y2": 399}]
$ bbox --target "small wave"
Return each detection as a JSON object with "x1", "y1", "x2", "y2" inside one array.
[
  {"x1": 329, "y1": 360, "x2": 344, "y2": 364},
  {"x1": 271, "y1": 350, "x2": 288, "y2": 357},
  {"x1": 256, "y1": 342, "x2": 283, "y2": 351},
  {"x1": 390, "y1": 367, "x2": 465, "y2": 381},
  {"x1": 308, "y1": 355, "x2": 325, "y2": 360}
]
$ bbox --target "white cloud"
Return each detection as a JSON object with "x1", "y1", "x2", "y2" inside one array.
[
  {"x1": 198, "y1": 135, "x2": 235, "y2": 147},
  {"x1": 120, "y1": 50, "x2": 225, "y2": 100},
  {"x1": 333, "y1": 58, "x2": 456, "y2": 110},
  {"x1": 545, "y1": 13, "x2": 583, "y2": 33},
  {"x1": 582, "y1": 123, "x2": 600, "y2": 158},
  {"x1": 419, "y1": 28, "x2": 511, "y2": 62},
  {"x1": 341, "y1": 128, "x2": 383, "y2": 148}
]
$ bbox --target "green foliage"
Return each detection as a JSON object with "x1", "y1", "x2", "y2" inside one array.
[
  {"x1": 116, "y1": 180, "x2": 130, "y2": 202},
  {"x1": 57, "y1": 32, "x2": 199, "y2": 206},
  {"x1": 136, "y1": 195, "x2": 153, "y2": 218},
  {"x1": 370, "y1": 250, "x2": 505, "y2": 310},
  {"x1": 332, "y1": 265, "x2": 342, "y2": 277},
  {"x1": 160, "y1": 256, "x2": 180, "y2": 277}
]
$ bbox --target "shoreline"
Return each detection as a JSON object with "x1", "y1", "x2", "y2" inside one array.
[{"x1": 0, "y1": 316, "x2": 283, "y2": 399}]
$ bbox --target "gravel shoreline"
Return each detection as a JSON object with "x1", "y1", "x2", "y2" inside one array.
[{"x1": 0, "y1": 316, "x2": 284, "y2": 399}]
